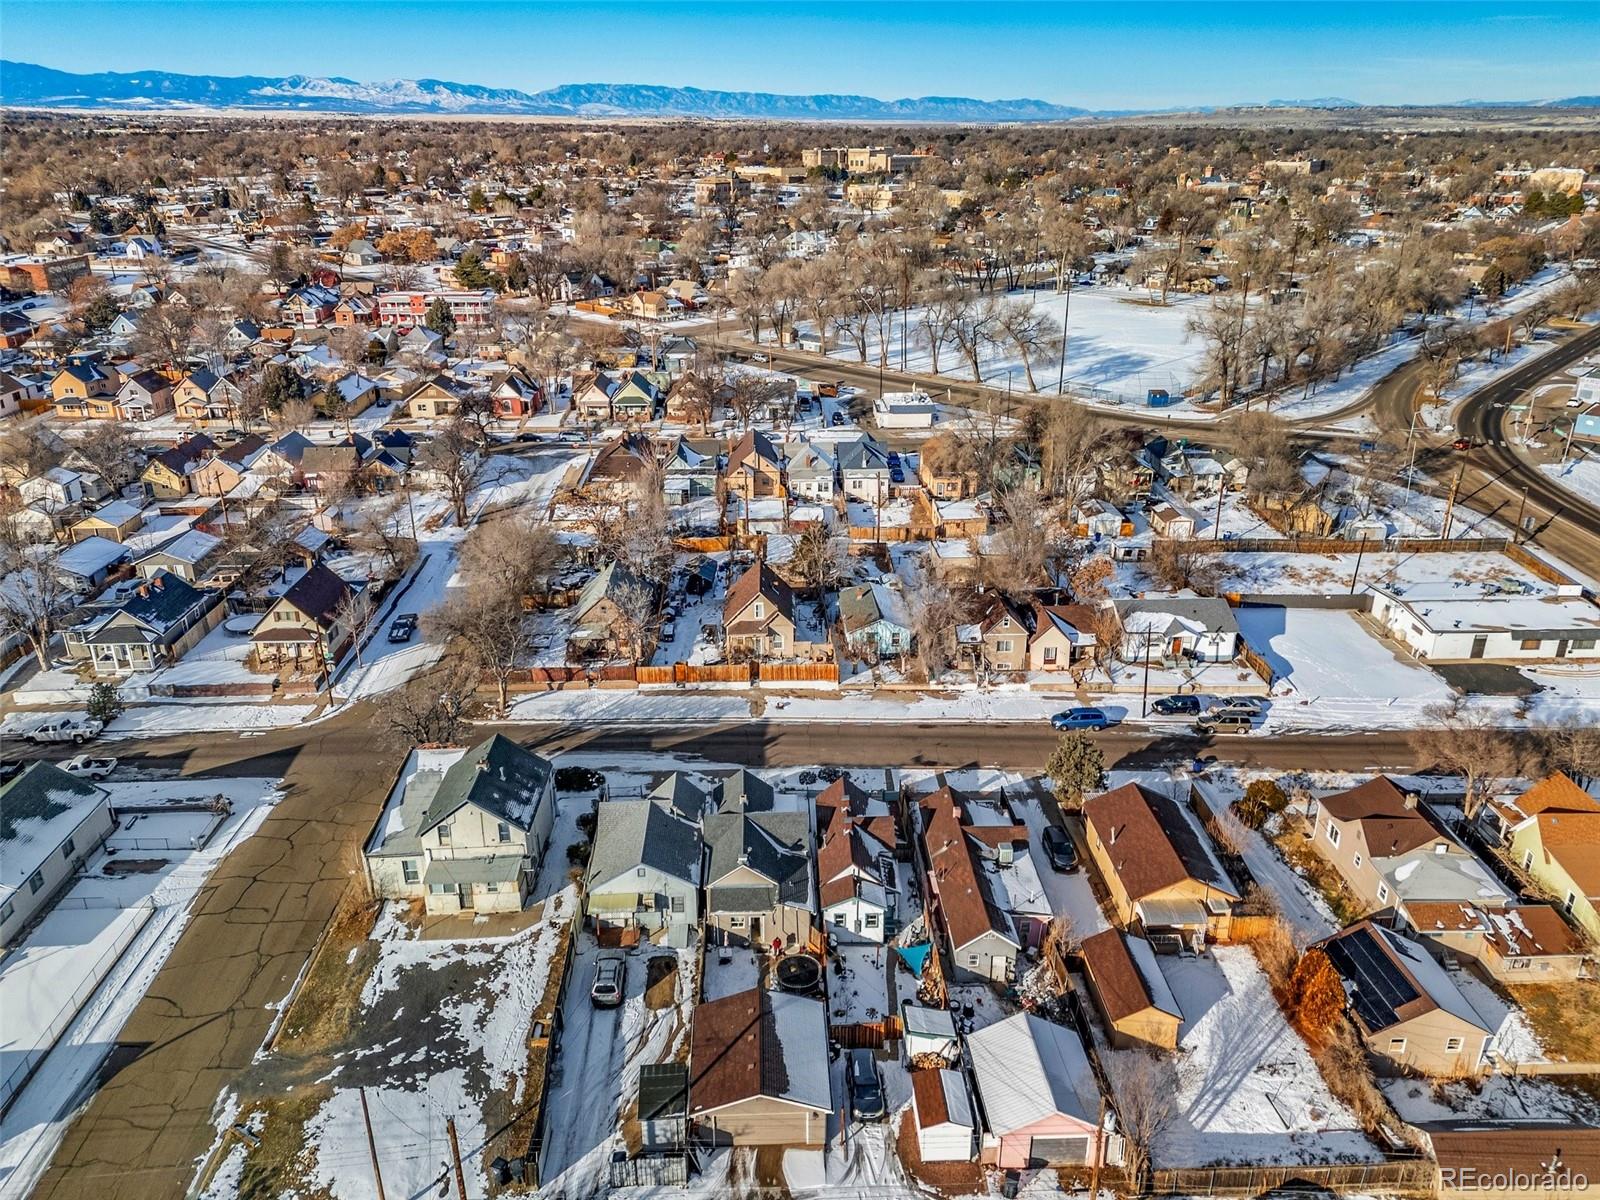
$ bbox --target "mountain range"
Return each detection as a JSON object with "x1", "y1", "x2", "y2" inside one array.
[{"x1": 1, "y1": 61, "x2": 1597, "y2": 121}]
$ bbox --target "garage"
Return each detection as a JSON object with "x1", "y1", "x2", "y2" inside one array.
[{"x1": 1028, "y1": 1135, "x2": 1090, "y2": 1166}]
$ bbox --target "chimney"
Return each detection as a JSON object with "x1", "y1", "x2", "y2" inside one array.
[{"x1": 1404, "y1": 792, "x2": 1420, "y2": 811}]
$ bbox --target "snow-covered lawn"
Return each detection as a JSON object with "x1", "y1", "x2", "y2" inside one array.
[
  {"x1": 101, "y1": 701, "x2": 318, "y2": 738},
  {"x1": 0, "y1": 778, "x2": 282, "y2": 1198},
  {"x1": 829, "y1": 944, "x2": 892, "y2": 1025},
  {"x1": 1105, "y1": 946, "x2": 1380, "y2": 1169},
  {"x1": 1382, "y1": 1072, "x2": 1600, "y2": 1126}
]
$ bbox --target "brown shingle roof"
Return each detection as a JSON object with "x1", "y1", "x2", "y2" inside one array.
[
  {"x1": 918, "y1": 786, "x2": 1018, "y2": 954},
  {"x1": 1534, "y1": 810, "x2": 1600, "y2": 896},
  {"x1": 1318, "y1": 775, "x2": 1439, "y2": 857},
  {"x1": 1084, "y1": 782, "x2": 1238, "y2": 903},
  {"x1": 723, "y1": 562, "x2": 794, "y2": 630},
  {"x1": 1081, "y1": 928, "x2": 1170, "y2": 1024}
]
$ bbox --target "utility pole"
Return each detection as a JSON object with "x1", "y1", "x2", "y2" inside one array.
[
  {"x1": 1141, "y1": 631, "x2": 1154, "y2": 718},
  {"x1": 1212, "y1": 482, "x2": 1225, "y2": 541},
  {"x1": 1056, "y1": 281, "x2": 1074, "y2": 396},
  {"x1": 1513, "y1": 487, "x2": 1529, "y2": 544},
  {"x1": 446, "y1": 1116, "x2": 468, "y2": 1199},
  {"x1": 1348, "y1": 535, "x2": 1369, "y2": 594},
  {"x1": 1441, "y1": 459, "x2": 1466, "y2": 541},
  {"x1": 359, "y1": 1088, "x2": 387, "y2": 1200}
]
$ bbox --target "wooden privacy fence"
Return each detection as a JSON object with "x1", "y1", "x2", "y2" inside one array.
[
  {"x1": 829, "y1": 1017, "x2": 901, "y2": 1049},
  {"x1": 503, "y1": 659, "x2": 840, "y2": 692},
  {"x1": 1150, "y1": 1158, "x2": 1435, "y2": 1196},
  {"x1": 758, "y1": 661, "x2": 840, "y2": 685},
  {"x1": 1210, "y1": 534, "x2": 1514, "y2": 555}
]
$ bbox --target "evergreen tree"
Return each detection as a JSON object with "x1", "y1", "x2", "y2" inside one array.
[{"x1": 424, "y1": 297, "x2": 457, "y2": 336}]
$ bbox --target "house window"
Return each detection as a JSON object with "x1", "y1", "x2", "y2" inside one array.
[
  {"x1": 1445, "y1": 1036, "x2": 1464, "y2": 1052},
  {"x1": 1352, "y1": 854, "x2": 1362, "y2": 869},
  {"x1": 1522, "y1": 849, "x2": 1534, "y2": 871},
  {"x1": 28, "y1": 870, "x2": 45, "y2": 895},
  {"x1": 994, "y1": 639, "x2": 1014, "y2": 654},
  {"x1": 1434, "y1": 842, "x2": 1448, "y2": 855},
  {"x1": 61, "y1": 836, "x2": 75, "y2": 860},
  {"x1": 670, "y1": 896, "x2": 684, "y2": 913},
  {"x1": 770, "y1": 631, "x2": 783, "y2": 649},
  {"x1": 753, "y1": 601, "x2": 765, "y2": 620},
  {"x1": 402, "y1": 859, "x2": 420, "y2": 885},
  {"x1": 497, "y1": 822, "x2": 512, "y2": 843},
  {"x1": 437, "y1": 823, "x2": 451, "y2": 845},
  {"x1": 1509, "y1": 958, "x2": 1530, "y2": 970},
  {"x1": 729, "y1": 915, "x2": 746, "y2": 928},
  {"x1": 832, "y1": 911, "x2": 847, "y2": 925},
  {"x1": 1574, "y1": 638, "x2": 1598, "y2": 651},
  {"x1": 864, "y1": 913, "x2": 880, "y2": 928},
  {"x1": 967, "y1": 954, "x2": 980, "y2": 967},
  {"x1": 1388, "y1": 1037, "x2": 1407, "y2": 1054},
  {"x1": 484, "y1": 882, "x2": 500, "y2": 894},
  {"x1": 1377, "y1": 884, "x2": 1390, "y2": 904},
  {"x1": 637, "y1": 867, "x2": 647, "y2": 877},
  {"x1": 1325, "y1": 822, "x2": 1341, "y2": 847},
  {"x1": 1520, "y1": 638, "x2": 1542, "y2": 651},
  {"x1": 428, "y1": 883, "x2": 452, "y2": 895},
  {"x1": 1566, "y1": 891, "x2": 1579, "y2": 915},
  {"x1": 1043, "y1": 647, "x2": 1058, "y2": 665}
]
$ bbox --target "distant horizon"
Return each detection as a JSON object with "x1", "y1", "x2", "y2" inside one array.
[{"x1": 3, "y1": 0, "x2": 1598, "y2": 110}]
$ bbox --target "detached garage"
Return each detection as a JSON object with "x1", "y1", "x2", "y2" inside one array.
[
  {"x1": 967, "y1": 1012, "x2": 1106, "y2": 1170},
  {"x1": 688, "y1": 987, "x2": 831, "y2": 1147},
  {"x1": 910, "y1": 1068, "x2": 976, "y2": 1162}
]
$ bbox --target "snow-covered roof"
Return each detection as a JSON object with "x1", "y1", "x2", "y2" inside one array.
[
  {"x1": 966, "y1": 1011, "x2": 1100, "y2": 1134},
  {"x1": 1, "y1": 763, "x2": 110, "y2": 900}
]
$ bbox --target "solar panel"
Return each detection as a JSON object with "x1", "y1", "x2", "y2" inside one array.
[{"x1": 1323, "y1": 929, "x2": 1418, "y2": 1031}]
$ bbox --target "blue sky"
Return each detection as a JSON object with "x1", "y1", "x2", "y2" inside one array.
[{"x1": 4, "y1": 1, "x2": 1597, "y2": 107}]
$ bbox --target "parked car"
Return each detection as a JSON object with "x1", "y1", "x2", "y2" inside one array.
[
  {"x1": 1195, "y1": 712, "x2": 1254, "y2": 736},
  {"x1": 1040, "y1": 823, "x2": 1079, "y2": 873},
  {"x1": 1452, "y1": 437, "x2": 1474, "y2": 451},
  {"x1": 1210, "y1": 696, "x2": 1265, "y2": 719},
  {"x1": 387, "y1": 613, "x2": 419, "y2": 643},
  {"x1": 0, "y1": 761, "x2": 26, "y2": 785},
  {"x1": 749, "y1": 352, "x2": 770, "y2": 364},
  {"x1": 847, "y1": 1048, "x2": 885, "y2": 1122},
  {"x1": 889, "y1": 466, "x2": 905, "y2": 483},
  {"x1": 830, "y1": 409, "x2": 848, "y2": 427},
  {"x1": 25, "y1": 716, "x2": 105, "y2": 744},
  {"x1": 1151, "y1": 694, "x2": 1202, "y2": 716},
  {"x1": 590, "y1": 954, "x2": 626, "y2": 1008},
  {"x1": 659, "y1": 621, "x2": 677, "y2": 643},
  {"x1": 886, "y1": 451, "x2": 901, "y2": 468},
  {"x1": 1050, "y1": 707, "x2": 1114, "y2": 731},
  {"x1": 61, "y1": 754, "x2": 118, "y2": 779}
]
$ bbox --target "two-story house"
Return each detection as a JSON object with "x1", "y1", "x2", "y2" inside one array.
[
  {"x1": 724, "y1": 430, "x2": 786, "y2": 500},
  {"x1": 364, "y1": 736, "x2": 557, "y2": 915},
  {"x1": 702, "y1": 809, "x2": 814, "y2": 951},
  {"x1": 1504, "y1": 781, "x2": 1600, "y2": 944},
  {"x1": 173, "y1": 369, "x2": 246, "y2": 427},
  {"x1": 142, "y1": 434, "x2": 219, "y2": 499},
  {"x1": 249, "y1": 563, "x2": 359, "y2": 674},
  {"x1": 723, "y1": 563, "x2": 809, "y2": 660},
  {"x1": 585, "y1": 799, "x2": 702, "y2": 947}
]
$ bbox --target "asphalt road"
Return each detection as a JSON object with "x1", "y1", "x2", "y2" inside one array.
[{"x1": 27, "y1": 705, "x2": 1455, "y2": 1199}]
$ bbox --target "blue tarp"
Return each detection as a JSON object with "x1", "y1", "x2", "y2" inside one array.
[{"x1": 897, "y1": 943, "x2": 933, "y2": 977}]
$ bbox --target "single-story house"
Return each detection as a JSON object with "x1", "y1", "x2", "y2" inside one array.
[
  {"x1": 585, "y1": 799, "x2": 701, "y2": 947},
  {"x1": 688, "y1": 987, "x2": 831, "y2": 1146},
  {"x1": 1079, "y1": 928, "x2": 1184, "y2": 1050},
  {"x1": 1114, "y1": 597, "x2": 1239, "y2": 663},
  {"x1": 1082, "y1": 782, "x2": 1240, "y2": 949},
  {"x1": 0, "y1": 763, "x2": 115, "y2": 948},
  {"x1": 1315, "y1": 921, "x2": 1496, "y2": 1077},
  {"x1": 1369, "y1": 583, "x2": 1600, "y2": 662},
  {"x1": 63, "y1": 570, "x2": 224, "y2": 677}
]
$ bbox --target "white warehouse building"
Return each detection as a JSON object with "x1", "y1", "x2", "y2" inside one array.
[{"x1": 1368, "y1": 583, "x2": 1600, "y2": 662}]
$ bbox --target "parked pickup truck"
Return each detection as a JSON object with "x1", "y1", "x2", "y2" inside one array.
[{"x1": 25, "y1": 715, "x2": 105, "y2": 744}]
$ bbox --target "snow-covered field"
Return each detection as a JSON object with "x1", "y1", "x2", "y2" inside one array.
[
  {"x1": 0, "y1": 777, "x2": 283, "y2": 1200},
  {"x1": 1236, "y1": 605, "x2": 1454, "y2": 727},
  {"x1": 1541, "y1": 453, "x2": 1600, "y2": 510}
]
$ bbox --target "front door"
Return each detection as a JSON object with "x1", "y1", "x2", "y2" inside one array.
[
  {"x1": 749, "y1": 916, "x2": 763, "y2": 944},
  {"x1": 1557, "y1": 639, "x2": 1570, "y2": 659},
  {"x1": 1470, "y1": 635, "x2": 1488, "y2": 659},
  {"x1": 457, "y1": 883, "x2": 474, "y2": 911}
]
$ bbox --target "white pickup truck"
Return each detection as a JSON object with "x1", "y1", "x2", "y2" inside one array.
[{"x1": 23, "y1": 715, "x2": 105, "y2": 745}]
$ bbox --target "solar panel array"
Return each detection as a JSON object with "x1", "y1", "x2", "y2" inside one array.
[{"x1": 1323, "y1": 928, "x2": 1418, "y2": 1031}]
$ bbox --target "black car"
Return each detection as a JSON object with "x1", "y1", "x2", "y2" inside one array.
[
  {"x1": 1151, "y1": 694, "x2": 1201, "y2": 716},
  {"x1": 847, "y1": 1048, "x2": 885, "y2": 1121},
  {"x1": 387, "y1": 613, "x2": 419, "y2": 643},
  {"x1": 1040, "y1": 823, "x2": 1078, "y2": 873}
]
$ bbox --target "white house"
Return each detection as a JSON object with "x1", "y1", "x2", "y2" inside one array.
[
  {"x1": 1369, "y1": 583, "x2": 1600, "y2": 662},
  {"x1": 1114, "y1": 597, "x2": 1239, "y2": 662},
  {"x1": 585, "y1": 799, "x2": 702, "y2": 948},
  {"x1": 364, "y1": 735, "x2": 556, "y2": 915},
  {"x1": 910, "y1": 1068, "x2": 978, "y2": 1162},
  {"x1": 0, "y1": 763, "x2": 116, "y2": 947}
]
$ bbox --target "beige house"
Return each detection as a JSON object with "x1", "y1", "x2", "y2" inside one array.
[
  {"x1": 1082, "y1": 782, "x2": 1239, "y2": 949},
  {"x1": 1400, "y1": 900, "x2": 1590, "y2": 983},
  {"x1": 972, "y1": 595, "x2": 1032, "y2": 674},
  {"x1": 363, "y1": 736, "x2": 557, "y2": 916},
  {"x1": 688, "y1": 988, "x2": 830, "y2": 1146},
  {"x1": 1316, "y1": 922, "x2": 1496, "y2": 1077},
  {"x1": 1028, "y1": 602, "x2": 1100, "y2": 673},
  {"x1": 405, "y1": 374, "x2": 474, "y2": 420},
  {"x1": 1079, "y1": 928, "x2": 1184, "y2": 1049},
  {"x1": 702, "y1": 809, "x2": 814, "y2": 951},
  {"x1": 1313, "y1": 777, "x2": 1510, "y2": 915},
  {"x1": 250, "y1": 563, "x2": 358, "y2": 673},
  {"x1": 723, "y1": 563, "x2": 820, "y2": 661},
  {"x1": 724, "y1": 430, "x2": 786, "y2": 500}
]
